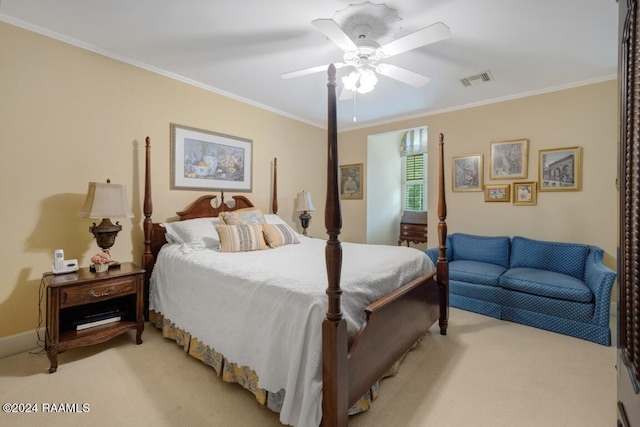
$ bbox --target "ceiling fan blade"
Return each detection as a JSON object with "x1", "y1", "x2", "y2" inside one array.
[
  {"x1": 379, "y1": 22, "x2": 450, "y2": 57},
  {"x1": 376, "y1": 64, "x2": 431, "y2": 87},
  {"x1": 281, "y1": 63, "x2": 347, "y2": 79},
  {"x1": 312, "y1": 19, "x2": 358, "y2": 52}
]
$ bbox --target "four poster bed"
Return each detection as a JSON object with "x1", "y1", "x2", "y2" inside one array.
[{"x1": 141, "y1": 64, "x2": 449, "y2": 427}]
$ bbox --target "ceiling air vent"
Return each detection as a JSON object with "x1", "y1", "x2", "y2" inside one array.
[{"x1": 460, "y1": 71, "x2": 494, "y2": 87}]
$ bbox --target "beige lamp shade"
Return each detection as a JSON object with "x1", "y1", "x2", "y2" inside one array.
[
  {"x1": 295, "y1": 191, "x2": 315, "y2": 212},
  {"x1": 78, "y1": 182, "x2": 134, "y2": 219}
]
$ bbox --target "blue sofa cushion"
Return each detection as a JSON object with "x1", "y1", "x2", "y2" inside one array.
[
  {"x1": 450, "y1": 279, "x2": 504, "y2": 301},
  {"x1": 449, "y1": 260, "x2": 506, "y2": 287},
  {"x1": 500, "y1": 268, "x2": 593, "y2": 303},
  {"x1": 501, "y1": 288, "x2": 594, "y2": 322},
  {"x1": 510, "y1": 236, "x2": 588, "y2": 279},
  {"x1": 451, "y1": 233, "x2": 510, "y2": 269}
]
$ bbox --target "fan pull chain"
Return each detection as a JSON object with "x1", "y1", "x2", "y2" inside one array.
[{"x1": 352, "y1": 91, "x2": 357, "y2": 122}]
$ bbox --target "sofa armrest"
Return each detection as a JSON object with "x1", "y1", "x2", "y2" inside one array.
[
  {"x1": 584, "y1": 246, "x2": 616, "y2": 326},
  {"x1": 425, "y1": 235, "x2": 452, "y2": 265},
  {"x1": 425, "y1": 247, "x2": 439, "y2": 265}
]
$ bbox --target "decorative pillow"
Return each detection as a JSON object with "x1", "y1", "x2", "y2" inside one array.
[
  {"x1": 215, "y1": 224, "x2": 268, "y2": 252},
  {"x1": 219, "y1": 207, "x2": 266, "y2": 225},
  {"x1": 163, "y1": 217, "x2": 221, "y2": 249},
  {"x1": 262, "y1": 223, "x2": 300, "y2": 248}
]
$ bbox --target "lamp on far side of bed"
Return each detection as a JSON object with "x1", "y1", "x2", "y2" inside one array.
[
  {"x1": 78, "y1": 179, "x2": 134, "y2": 268},
  {"x1": 295, "y1": 191, "x2": 315, "y2": 236}
]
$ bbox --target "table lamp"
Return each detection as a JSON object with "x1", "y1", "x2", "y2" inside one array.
[
  {"x1": 78, "y1": 179, "x2": 134, "y2": 267},
  {"x1": 295, "y1": 191, "x2": 315, "y2": 236}
]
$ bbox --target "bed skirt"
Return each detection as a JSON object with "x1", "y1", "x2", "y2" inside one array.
[{"x1": 150, "y1": 310, "x2": 419, "y2": 419}]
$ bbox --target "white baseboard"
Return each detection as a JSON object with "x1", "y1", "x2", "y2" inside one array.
[{"x1": 0, "y1": 329, "x2": 40, "y2": 359}]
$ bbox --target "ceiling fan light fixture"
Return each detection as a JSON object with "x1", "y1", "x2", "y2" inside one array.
[
  {"x1": 342, "y1": 68, "x2": 377, "y2": 94},
  {"x1": 342, "y1": 71, "x2": 360, "y2": 91},
  {"x1": 358, "y1": 68, "x2": 377, "y2": 93}
]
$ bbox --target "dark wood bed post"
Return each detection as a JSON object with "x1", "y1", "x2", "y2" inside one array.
[
  {"x1": 437, "y1": 133, "x2": 449, "y2": 335},
  {"x1": 272, "y1": 157, "x2": 278, "y2": 214},
  {"x1": 322, "y1": 63, "x2": 349, "y2": 427},
  {"x1": 142, "y1": 136, "x2": 153, "y2": 320}
]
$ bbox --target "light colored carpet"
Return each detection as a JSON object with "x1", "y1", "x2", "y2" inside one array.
[{"x1": 0, "y1": 308, "x2": 615, "y2": 427}]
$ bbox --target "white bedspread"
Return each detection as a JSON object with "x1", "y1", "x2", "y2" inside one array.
[{"x1": 150, "y1": 236, "x2": 434, "y2": 427}]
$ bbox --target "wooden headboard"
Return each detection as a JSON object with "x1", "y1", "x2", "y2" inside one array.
[{"x1": 144, "y1": 194, "x2": 255, "y2": 262}]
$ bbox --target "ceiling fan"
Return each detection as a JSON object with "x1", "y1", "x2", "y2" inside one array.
[{"x1": 281, "y1": 2, "x2": 451, "y2": 100}]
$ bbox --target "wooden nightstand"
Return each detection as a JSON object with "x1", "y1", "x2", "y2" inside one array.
[{"x1": 43, "y1": 262, "x2": 145, "y2": 373}]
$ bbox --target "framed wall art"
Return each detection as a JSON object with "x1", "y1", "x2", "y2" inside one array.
[
  {"x1": 484, "y1": 184, "x2": 511, "y2": 202},
  {"x1": 339, "y1": 163, "x2": 363, "y2": 200},
  {"x1": 452, "y1": 154, "x2": 483, "y2": 192},
  {"x1": 538, "y1": 146, "x2": 581, "y2": 191},
  {"x1": 489, "y1": 138, "x2": 529, "y2": 179},
  {"x1": 513, "y1": 181, "x2": 537, "y2": 206},
  {"x1": 170, "y1": 123, "x2": 253, "y2": 192}
]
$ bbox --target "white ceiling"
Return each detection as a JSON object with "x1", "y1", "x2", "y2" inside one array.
[{"x1": 0, "y1": 0, "x2": 619, "y2": 130}]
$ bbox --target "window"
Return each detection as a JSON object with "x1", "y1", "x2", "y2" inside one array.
[
  {"x1": 403, "y1": 153, "x2": 426, "y2": 211},
  {"x1": 400, "y1": 127, "x2": 427, "y2": 212}
]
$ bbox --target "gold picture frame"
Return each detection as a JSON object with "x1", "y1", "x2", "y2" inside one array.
[
  {"x1": 489, "y1": 138, "x2": 529, "y2": 179},
  {"x1": 339, "y1": 163, "x2": 363, "y2": 200},
  {"x1": 538, "y1": 146, "x2": 581, "y2": 191},
  {"x1": 484, "y1": 184, "x2": 511, "y2": 202},
  {"x1": 170, "y1": 123, "x2": 253, "y2": 192},
  {"x1": 452, "y1": 153, "x2": 483, "y2": 192},
  {"x1": 513, "y1": 181, "x2": 537, "y2": 206}
]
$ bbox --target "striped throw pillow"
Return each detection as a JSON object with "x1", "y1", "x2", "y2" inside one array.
[
  {"x1": 215, "y1": 224, "x2": 268, "y2": 252},
  {"x1": 262, "y1": 223, "x2": 300, "y2": 248}
]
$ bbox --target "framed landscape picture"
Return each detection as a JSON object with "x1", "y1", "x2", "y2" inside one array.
[
  {"x1": 452, "y1": 153, "x2": 483, "y2": 192},
  {"x1": 489, "y1": 138, "x2": 528, "y2": 179},
  {"x1": 513, "y1": 181, "x2": 537, "y2": 206},
  {"x1": 484, "y1": 184, "x2": 511, "y2": 202},
  {"x1": 170, "y1": 123, "x2": 253, "y2": 192},
  {"x1": 538, "y1": 146, "x2": 581, "y2": 191}
]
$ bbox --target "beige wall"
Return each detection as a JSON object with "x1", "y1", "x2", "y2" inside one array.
[
  {"x1": 0, "y1": 21, "x2": 618, "y2": 339},
  {"x1": 0, "y1": 22, "x2": 327, "y2": 338},
  {"x1": 338, "y1": 81, "x2": 618, "y2": 271}
]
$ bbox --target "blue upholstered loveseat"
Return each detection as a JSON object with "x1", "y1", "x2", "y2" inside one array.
[{"x1": 425, "y1": 233, "x2": 616, "y2": 345}]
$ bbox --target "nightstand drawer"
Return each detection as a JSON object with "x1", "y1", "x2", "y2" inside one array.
[{"x1": 60, "y1": 277, "x2": 137, "y2": 308}]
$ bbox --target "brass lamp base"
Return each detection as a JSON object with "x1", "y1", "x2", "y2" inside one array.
[
  {"x1": 299, "y1": 211, "x2": 311, "y2": 236},
  {"x1": 90, "y1": 218, "x2": 123, "y2": 269},
  {"x1": 90, "y1": 218, "x2": 122, "y2": 252}
]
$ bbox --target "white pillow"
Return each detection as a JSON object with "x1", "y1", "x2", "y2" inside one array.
[
  {"x1": 163, "y1": 217, "x2": 221, "y2": 249},
  {"x1": 264, "y1": 214, "x2": 290, "y2": 226}
]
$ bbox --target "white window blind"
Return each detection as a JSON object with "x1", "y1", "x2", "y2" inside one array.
[
  {"x1": 403, "y1": 154, "x2": 425, "y2": 211},
  {"x1": 401, "y1": 127, "x2": 428, "y2": 211}
]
